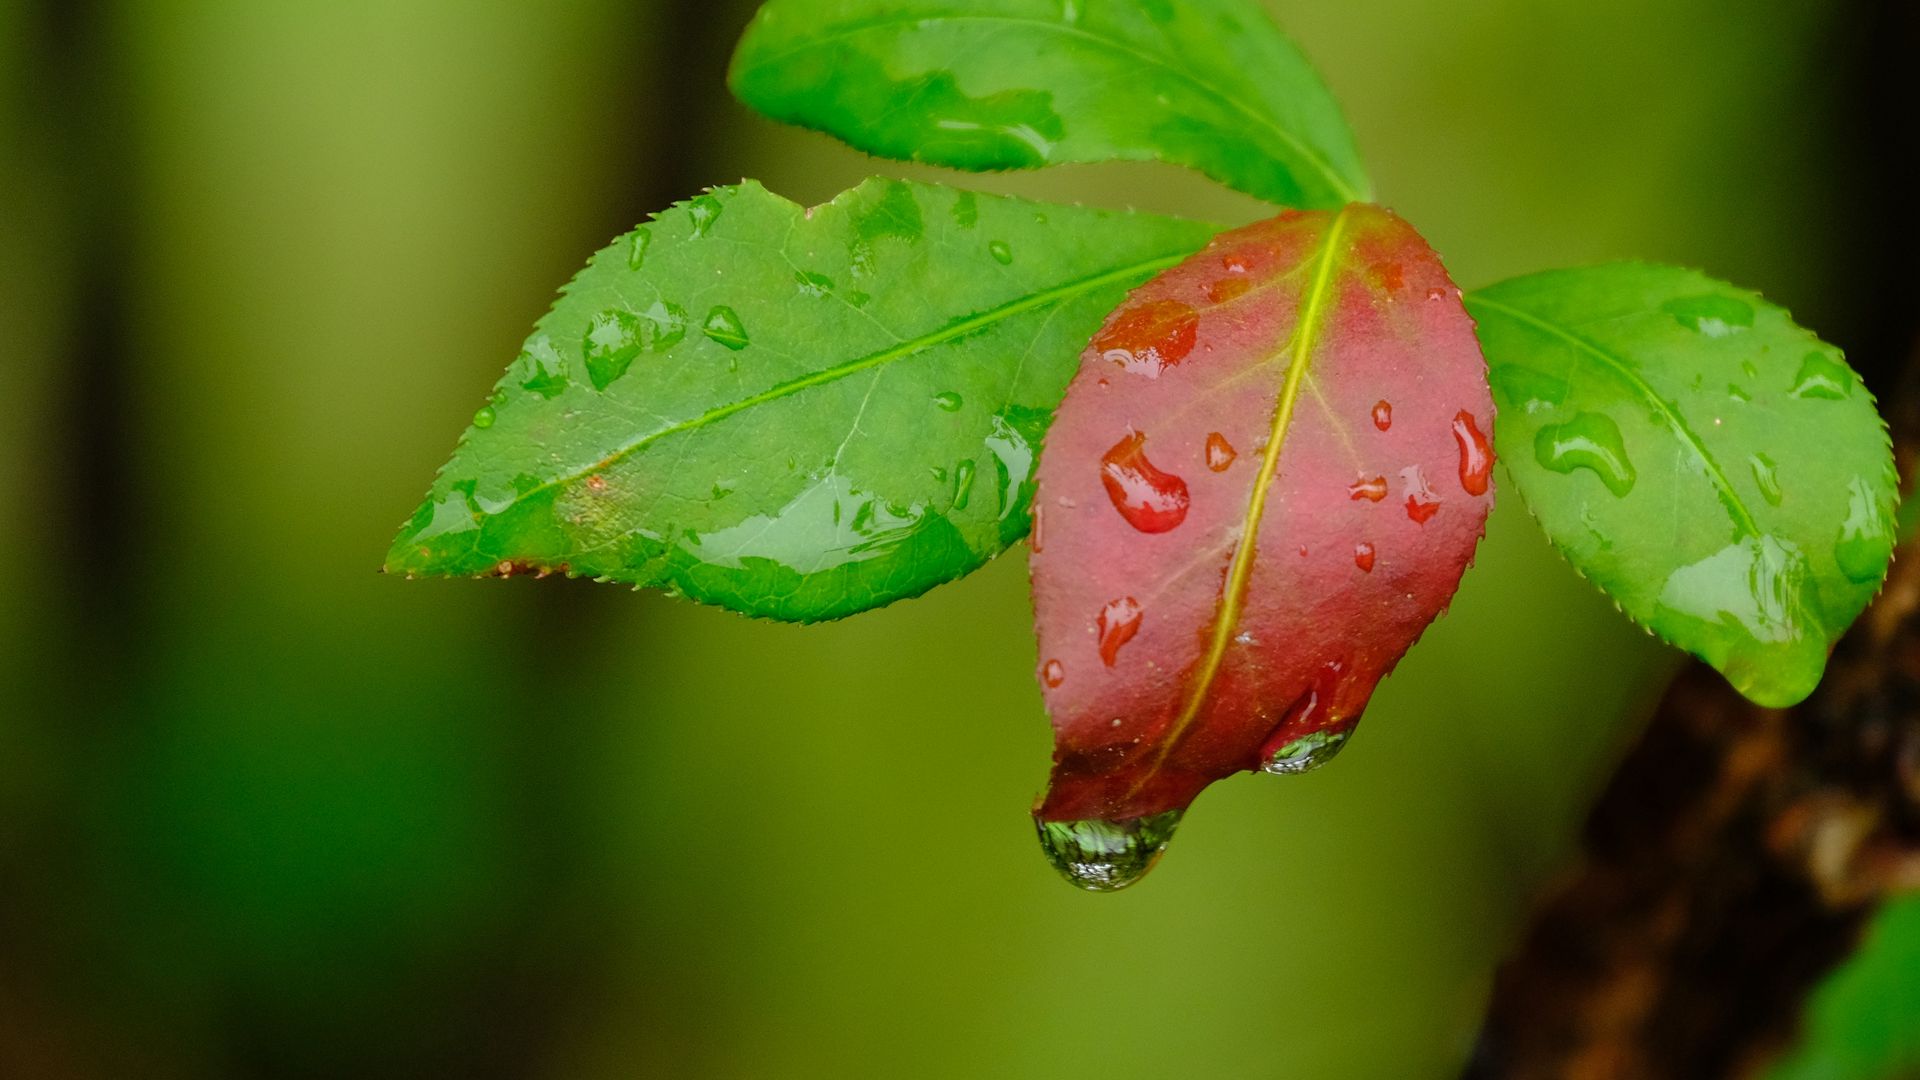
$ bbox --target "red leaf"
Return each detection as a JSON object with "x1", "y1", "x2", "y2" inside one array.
[{"x1": 1028, "y1": 206, "x2": 1494, "y2": 889}]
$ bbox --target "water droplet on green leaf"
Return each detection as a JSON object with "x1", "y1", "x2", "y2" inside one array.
[
  {"x1": 989, "y1": 240, "x2": 1013, "y2": 265},
  {"x1": 932, "y1": 391, "x2": 963, "y2": 412},
  {"x1": 687, "y1": 195, "x2": 722, "y2": 236},
  {"x1": 1534, "y1": 412, "x2": 1636, "y2": 496},
  {"x1": 953, "y1": 459, "x2": 976, "y2": 509},
  {"x1": 1749, "y1": 452, "x2": 1782, "y2": 506},
  {"x1": 1791, "y1": 351, "x2": 1852, "y2": 400},
  {"x1": 703, "y1": 306, "x2": 749, "y2": 351},
  {"x1": 626, "y1": 226, "x2": 652, "y2": 270},
  {"x1": 472, "y1": 406, "x2": 495, "y2": 429},
  {"x1": 1835, "y1": 476, "x2": 1893, "y2": 584},
  {"x1": 1663, "y1": 294, "x2": 1754, "y2": 338}
]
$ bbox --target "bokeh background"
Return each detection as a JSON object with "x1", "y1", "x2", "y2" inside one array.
[{"x1": 4, "y1": 0, "x2": 1916, "y2": 1076}]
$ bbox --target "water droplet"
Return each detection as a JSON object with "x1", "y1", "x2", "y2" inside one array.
[
  {"x1": 1658, "y1": 535, "x2": 1808, "y2": 645},
  {"x1": 1030, "y1": 503, "x2": 1045, "y2": 552},
  {"x1": 1791, "y1": 351, "x2": 1852, "y2": 400},
  {"x1": 988, "y1": 240, "x2": 1013, "y2": 265},
  {"x1": 626, "y1": 226, "x2": 652, "y2": 270},
  {"x1": 1353, "y1": 542, "x2": 1375, "y2": 572},
  {"x1": 1207, "y1": 277, "x2": 1253, "y2": 304},
  {"x1": 933, "y1": 391, "x2": 963, "y2": 412},
  {"x1": 1041, "y1": 659, "x2": 1065, "y2": 688},
  {"x1": 583, "y1": 303, "x2": 687, "y2": 390},
  {"x1": 1348, "y1": 475, "x2": 1387, "y2": 502},
  {"x1": 793, "y1": 270, "x2": 834, "y2": 297},
  {"x1": 472, "y1": 406, "x2": 496, "y2": 429},
  {"x1": 1205, "y1": 432, "x2": 1237, "y2": 471},
  {"x1": 1094, "y1": 299, "x2": 1199, "y2": 377},
  {"x1": 1535, "y1": 412, "x2": 1635, "y2": 496},
  {"x1": 702, "y1": 305, "x2": 749, "y2": 351},
  {"x1": 1663, "y1": 294, "x2": 1754, "y2": 337},
  {"x1": 1728, "y1": 384, "x2": 1752, "y2": 403},
  {"x1": 1402, "y1": 465, "x2": 1440, "y2": 523},
  {"x1": 1452, "y1": 410, "x2": 1492, "y2": 496},
  {"x1": 687, "y1": 194, "x2": 723, "y2": 236},
  {"x1": 1371, "y1": 400, "x2": 1392, "y2": 431},
  {"x1": 1262, "y1": 729, "x2": 1350, "y2": 775},
  {"x1": 953, "y1": 459, "x2": 977, "y2": 509},
  {"x1": 1427, "y1": 286, "x2": 1449, "y2": 302},
  {"x1": 1836, "y1": 476, "x2": 1893, "y2": 584},
  {"x1": 1097, "y1": 596, "x2": 1143, "y2": 667},
  {"x1": 1749, "y1": 452, "x2": 1783, "y2": 506},
  {"x1": 929, "y1": 465, "x2": 948, "y2": 482},
  {"x1": 1100, "y1": 432, "x2": 1190, "y2": 533},
  {"x1": 1035, "y1": 809, "x2": 1182, "y2": 892}
]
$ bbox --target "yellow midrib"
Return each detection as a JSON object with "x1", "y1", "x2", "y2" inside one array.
[{"x1": 1131, "y1": 207, "x2": 1352, "y2": 790}]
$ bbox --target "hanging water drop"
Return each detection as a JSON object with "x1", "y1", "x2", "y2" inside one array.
[
  {"x1": 1262, "y1": 729, "x2": 1351, "y2": 775},
  {"x1": 1034, "y1": 809, "x2": 1183, "y2": 892}
]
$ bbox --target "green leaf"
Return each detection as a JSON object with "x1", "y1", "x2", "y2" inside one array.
[
  {"x1": 1766, "y1": 897, "x2": 1920, "y2": 1080},
  {"x1": 385, "y1": 178, "x2": 1216, "y2": 621},
  {"x1": 728, "y1": 0, "x2": 1369, "y2": 210},
  {"x1": 1467, "y1": 264, "x2": 1897, "y2": 708}
]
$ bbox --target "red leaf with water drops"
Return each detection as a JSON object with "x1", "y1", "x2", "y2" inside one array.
[{"x1": 1028, "y1": 205, "x2": 1495, "y2": 890}]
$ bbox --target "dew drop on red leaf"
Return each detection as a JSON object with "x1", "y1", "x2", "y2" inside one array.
[
  {"x1": 1205, "y1": 432, "x2": 1237, "y2": 472},
  {"x1": 1042, "y1": 659, "x2": 1066, "y2": 688},
  {"x1": 1403, "y1": 465, "x2": 1440, "y2": 523},
  {"x1": 1206, "y1": 277, "x2": 1253, "y2": 304},
  {"x1": 1348, "y1": 475, "x2": 1387, "y2": 502},
  {"x1": 1452, "y1": 410, "x2": 1492, "y2": 496},
  {"x1": 1100, "y1": 431, "x2": 1190, "y2": 533},
  {"x1": 1097, "y1": 597, "x2": 1144, "y2": 667},
  {"x1": 1094, "y1": 299, "x2": 1199, "y2": 376},
  {"x1": 1354, "y1": 542, "x2": 1375, "y2": 572},
  {"x1": 1372, "y1": 400, "x2": 1392, "y2": 431},
  {"x1": 1029, "y1": 503, "x2": 1045, "y2": 553}
]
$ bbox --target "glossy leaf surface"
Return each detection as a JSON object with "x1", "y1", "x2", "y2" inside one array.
[
  {"x1": 1468, "y1": 264, "x2": 1896, "y2": 708},
  {"x1": 1028, "y1": 206, "x2": 1492, "y2": 887},
  {"x1": 387, "y1": 179, "x2": 1215, "y2": 620},
  {"x1": 729, "y1": 0, "x2": 1370, "y2": 210}
]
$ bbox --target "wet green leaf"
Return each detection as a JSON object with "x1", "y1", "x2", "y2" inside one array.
[
  {"x1": 729, "y1": 0, "x2": 1369, "y2": 210},
  {"x1": 1467, "y1": 264, "x2": 1897, "y2": 707},
  {"x1": 386, "y1": 178, "x2": 1216, "y2": 620}
]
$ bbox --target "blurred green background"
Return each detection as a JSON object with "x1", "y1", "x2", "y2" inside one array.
[{"x1": 3, "y1": 0, "x2": 1912, "y2": 1076}]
